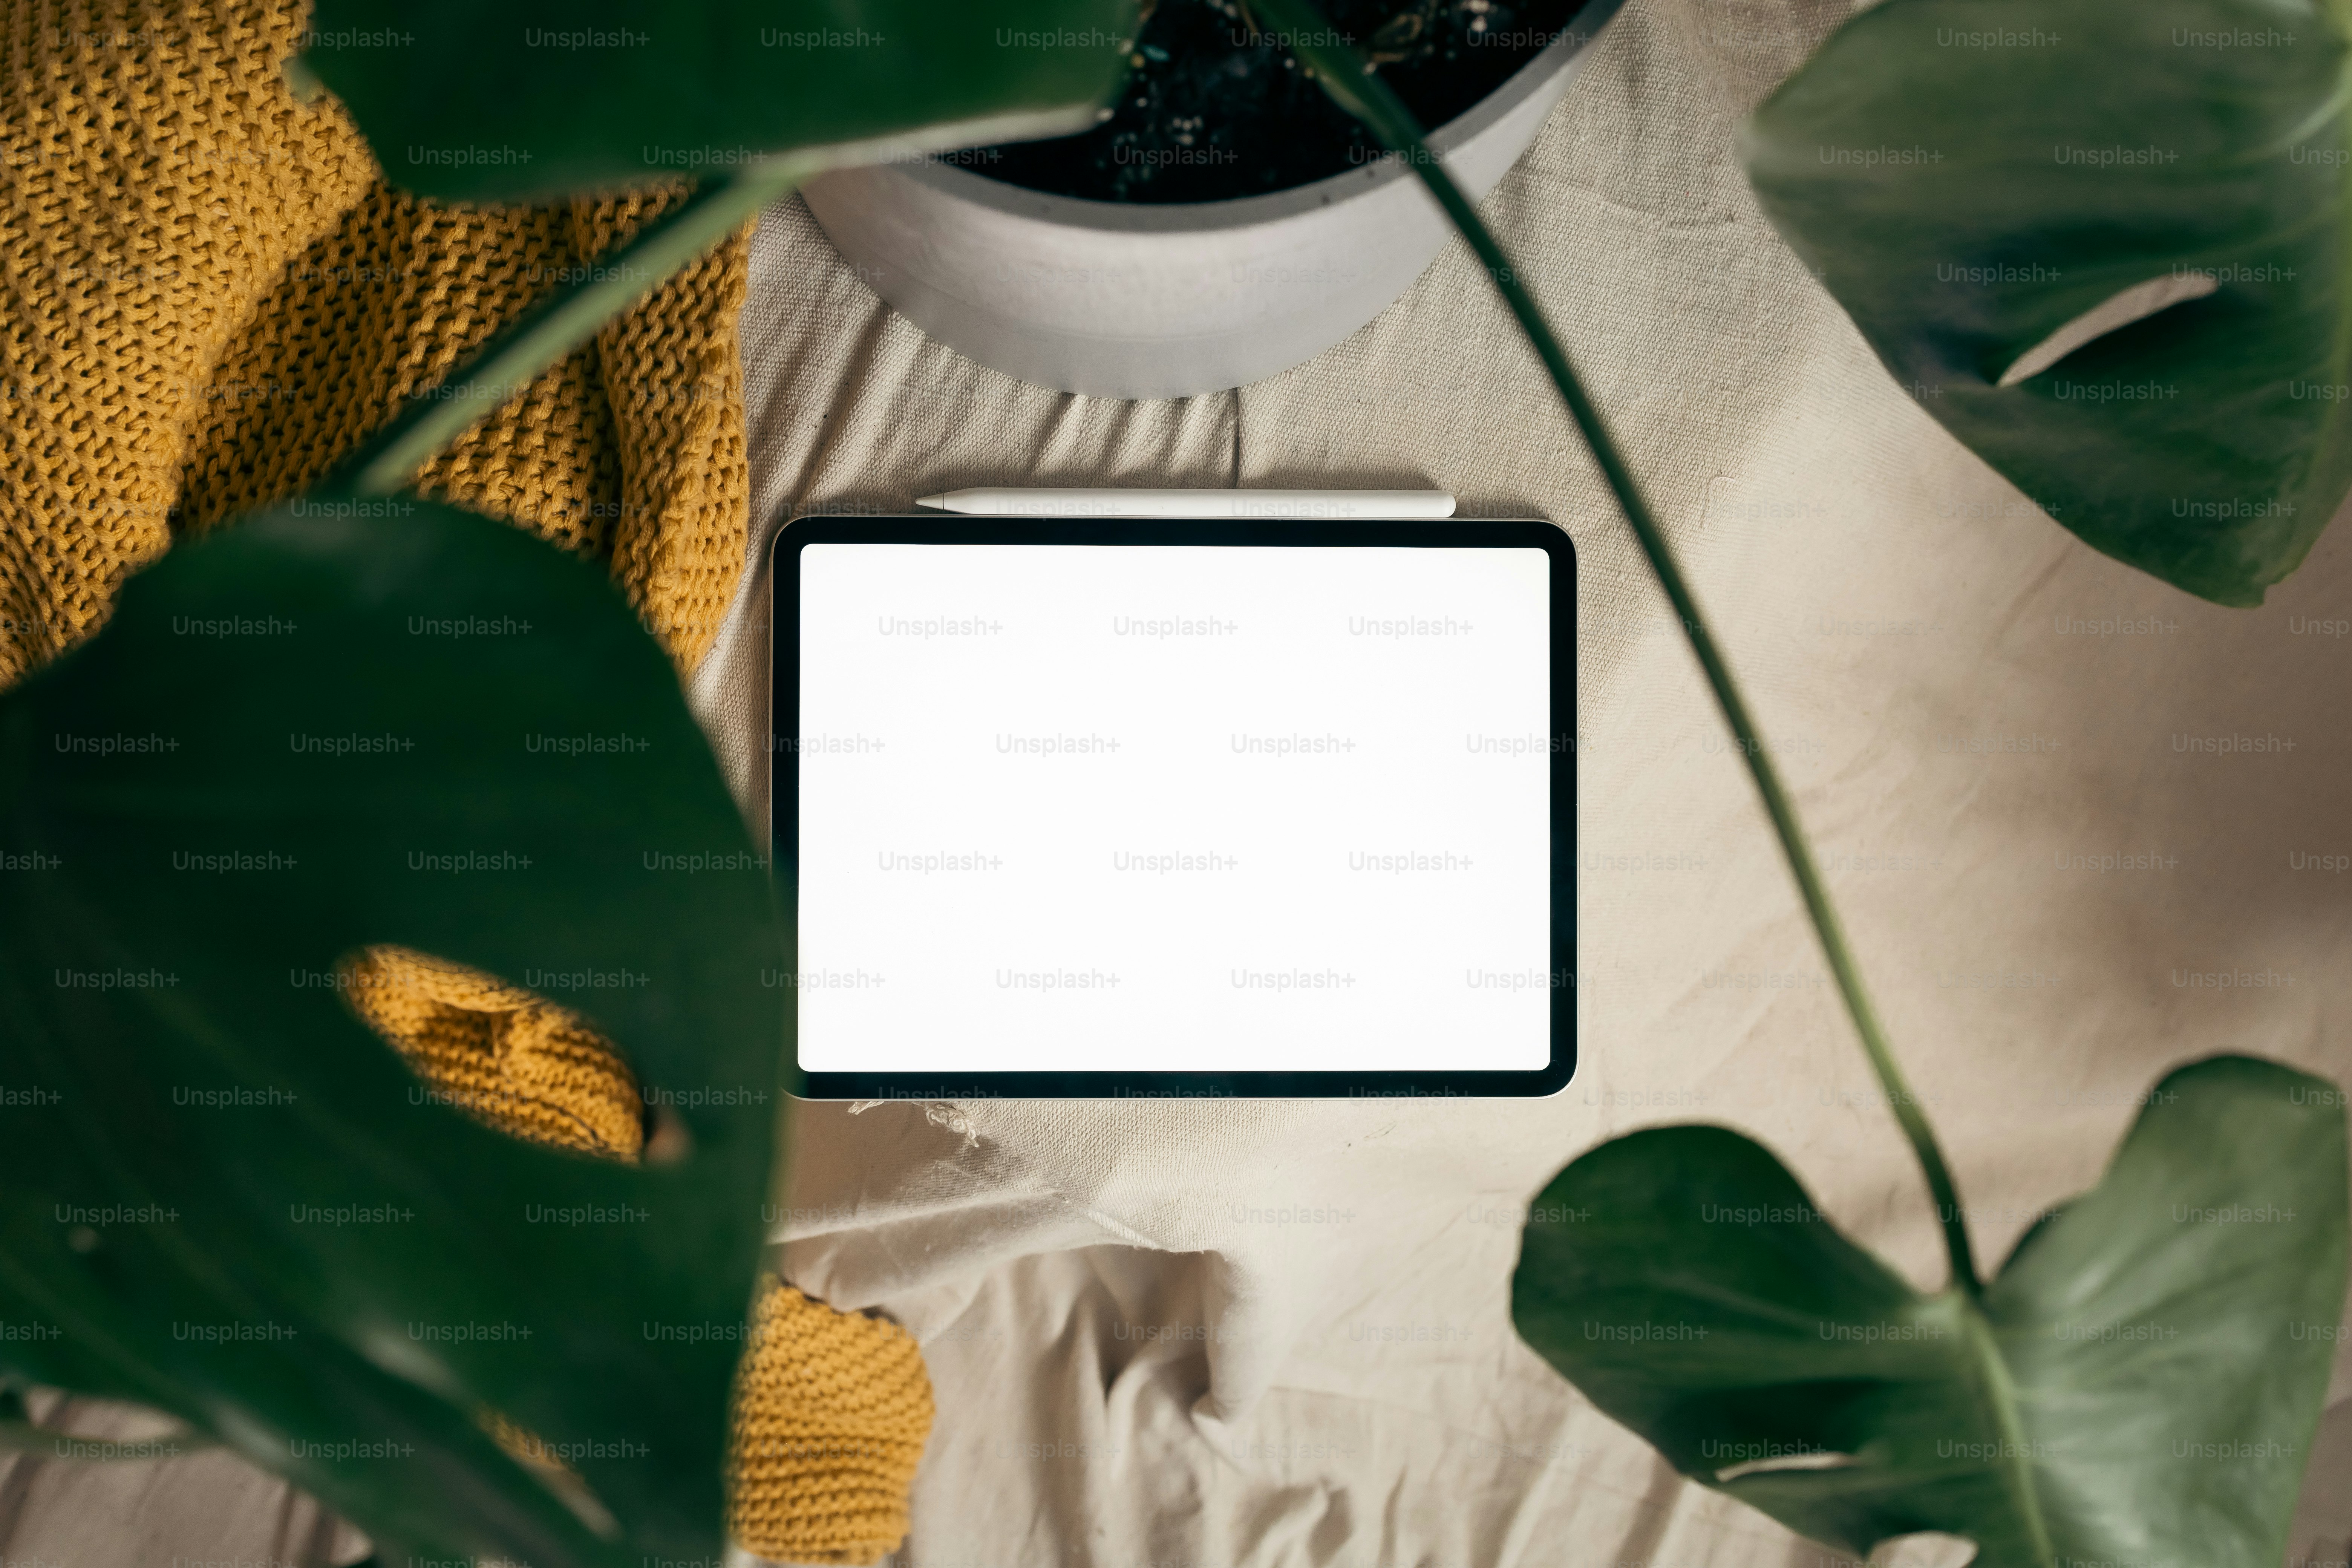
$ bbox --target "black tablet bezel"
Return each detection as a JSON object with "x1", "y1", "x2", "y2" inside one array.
[{"x1": 772, "y1": 514, "x2": 1576, "y2": 1100}]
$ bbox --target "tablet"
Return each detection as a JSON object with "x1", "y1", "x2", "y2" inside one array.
[{"x1": 771, "y1": 514, "x2": 1574, "y2": 1099}]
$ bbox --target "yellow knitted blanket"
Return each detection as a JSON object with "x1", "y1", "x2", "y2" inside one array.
[
  {"x1": 346, "y1": 948, "x2": 933, "y2": 1565},
  {"x1": 0, "y1": 4, "x2": 928, "y2": 1561}
]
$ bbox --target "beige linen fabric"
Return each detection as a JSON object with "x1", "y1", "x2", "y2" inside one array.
[
  {"x1": 0, "y1": 1389, "x2": 372, "y2": 1564},
  {"x1": 694, "y1": 0, "x2": 2352, "y2": 1564}
]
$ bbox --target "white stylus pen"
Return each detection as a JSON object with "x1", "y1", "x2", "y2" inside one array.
[{"x1": 915, "y1": 487, "x2": 1457, "y2": 520}]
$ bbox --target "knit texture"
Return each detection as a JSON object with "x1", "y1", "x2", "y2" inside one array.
[
  {"x1": 340, "y1": 945, "x2": 645, "y2": 1160},
  {"x1": 729, "y1": 1281, "x2": 937, "y2": 1566},
  {"x1": 0, "y1": 0, "x2": 375, "y2": 685},
  {"x1": 340, "y1": 946, "x2": 936, "y2": 1565},
  {"x1": 1, "y1": 0, "x2": 749, "y2": 680},
  {"x1": 171, "y1": 176, "x2": 751, "y2": 669},
  {"x1": 476, "y1": 1405, "x2": 623, "y2": 1540},
  {"x1": 174, "y1": 187, "x2": 627, "y2": 559}
]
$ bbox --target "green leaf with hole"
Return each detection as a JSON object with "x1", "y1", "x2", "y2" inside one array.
[
  {"x1": 1512, "y1": 1056, "x2": 2348, "y2": 1566},
  {"x1": 1742, "y1": 0, "x2": 2352, "y2": 606},
  {"x1": 0, "y1": 501, "x2": 788, "y2": 1566},
  {"x1": 305, "y1": 0, "x2": 1140, "y2": 202}
]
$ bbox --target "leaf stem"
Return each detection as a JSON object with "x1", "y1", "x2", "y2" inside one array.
[
  {"x1": 320, "y1": 103, "x2": 1118, "y2": 502},
  {"x1": 1255, "y1": 0, "x2": 1983, "y2": 1295},
  {"x1": 322, "y1": 159, "x2": 815, "y2": 501}
]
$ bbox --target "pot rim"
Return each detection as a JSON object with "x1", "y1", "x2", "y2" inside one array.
[{"x1": 867, "y1": 0, "x2": 1628, "y2": 233}]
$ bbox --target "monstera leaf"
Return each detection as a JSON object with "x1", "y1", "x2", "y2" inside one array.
[
  {"x1": 1513, "y1": 1056, "x2": 2348, "y2": 1567},
  {"x1": 0, "y1": 503, "x2": 787, "y2": 1566},
  {"x1": 305, "y1": 0, "x2": 1141, "y2": 201},
  {"x1": 1743, "y1": 0, "x2": 2352, "y2": 606}
]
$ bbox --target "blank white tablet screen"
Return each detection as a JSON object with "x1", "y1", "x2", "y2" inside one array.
[{"x1": 796, "y1": 543, "x2": 1551, "y2": 1073}]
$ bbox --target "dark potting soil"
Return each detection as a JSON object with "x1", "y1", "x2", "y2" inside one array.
[{"x1": 976, "y1": 0, "x2": 1584, "y2": 204}]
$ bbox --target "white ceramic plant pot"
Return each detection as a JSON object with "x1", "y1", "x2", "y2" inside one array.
[{"x1": 801, "y1": 0, "x2": 1625, "y2": 399}]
